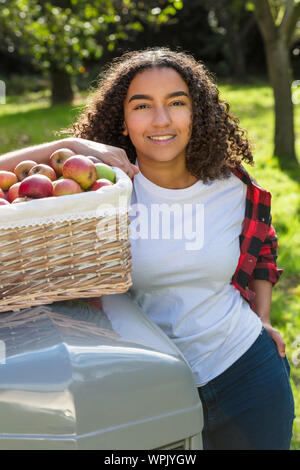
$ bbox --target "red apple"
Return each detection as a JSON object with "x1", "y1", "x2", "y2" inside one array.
[
  {"x1": 29, "y1": 163, "x2": 57, "y2": 181},
  {"x1": 12, "y1": 197, "x2": 34, "y2": 204},
  {"x1": 0, "y1": 188, "x2": 5, "y2": 199},
  {"x1": 19, "y1": 174, "x2": 53, "y2": 199},
  {"x1": 49, "y1": 148, "x2": 76, "y2": 176},
  {"x1": 7, "y1": 181, "x2": 21, "y2": 203},
  {"x1": 0, "y1": 171, "x2": 18, "y2": 190},
  {"x1": 90, "y1": 178, "x2": 114, "y2": 191},
  {"x1": 14, "y1": 160, "x2": 37, "y2": 181},
  {"x1": 62, "y1": 155, "x2": 97, "y2": 190},
  {"x1": 53, "y1": 178, "x2": 83, "y2": 196},
  {"x1": 0, "y1": 199, "x2": 10, "y2": 206},
  {"x1": 52, "y1": 177, "x2": 62, "y2": 187}
]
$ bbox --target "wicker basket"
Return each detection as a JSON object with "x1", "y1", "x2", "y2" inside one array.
[{"x1": 0, "y1": 167, "x2": 133, "y2": 313}]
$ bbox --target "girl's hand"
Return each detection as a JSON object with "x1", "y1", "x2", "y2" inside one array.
[
  {"x1": 263, "y1": 323, "x2": 286, "y2": 358},
  {"x1": 67, "y1": 137, "x2": 139, "y2": 180}
]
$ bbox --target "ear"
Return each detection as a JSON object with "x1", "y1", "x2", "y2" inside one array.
[{"x1": 122, "y1": 122, "x2": 128, "y2": 136}]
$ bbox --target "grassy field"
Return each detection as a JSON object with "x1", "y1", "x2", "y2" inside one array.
[{"x1": 0, "y1": 82, "x2": 299, "y2": 449}]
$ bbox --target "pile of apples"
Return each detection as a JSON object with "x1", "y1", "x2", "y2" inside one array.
[{"x1": 0, "y1": 148, "x2": 116, "y2": 206}]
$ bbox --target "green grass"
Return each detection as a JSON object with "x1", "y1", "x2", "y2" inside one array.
[
  {"x1": 0, "y1": 83, "x2": 300, "y2": 449},
  {"x1": 0, "y1": 90, "x2": 89, "y2": 151}
]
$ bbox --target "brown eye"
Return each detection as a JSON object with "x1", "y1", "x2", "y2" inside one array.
[
  {"x1": 134, "y1": 104, "x2": 149, "y2": 110},
  {"x1": 171, "y1": 101, "x2": 185, "y2": 106}
]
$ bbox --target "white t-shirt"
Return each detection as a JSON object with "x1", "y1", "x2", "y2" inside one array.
[{"x1": 128, "y1": 167, "x2": 262, "y2": 386}]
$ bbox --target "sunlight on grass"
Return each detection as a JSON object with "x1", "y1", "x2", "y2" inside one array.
[
  {"x1": 0, "y1": 91, "x2": 50, "y2": 117},
  {"x1": 0, "y1": 91, "x2": 86, "y2": 152}
]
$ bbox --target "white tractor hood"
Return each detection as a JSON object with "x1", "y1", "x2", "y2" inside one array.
[{"x1": 0, "y1": 294, "x2": 203, "y2": 450}]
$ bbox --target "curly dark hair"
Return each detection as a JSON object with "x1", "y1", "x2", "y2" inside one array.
[{"x1": 67, "y1": 47, "x2": 254, "y2": 182}]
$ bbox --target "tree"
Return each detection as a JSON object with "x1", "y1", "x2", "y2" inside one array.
[
  {"x1": 252, "y1": 0, "x2": 300, "y2": 165},
  {"x1": 0, "y1": 0, "x2": 106, "y2": 104},
  {"x1": 206, "y1": 0, "x2": 258, "y2": 82},
  {"x1": 102, "y1": 0, "x2": 222, "y2": 73},
  {"x1": 103, "y1": 0, "x2": 264, "y2": 79},
  {"x1": 0, "y1": 0, "x2": 182, "y2": 105}
]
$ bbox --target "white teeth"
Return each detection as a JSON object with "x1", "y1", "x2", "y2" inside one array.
[{"x1": 149, "y1": 135, "x2": 174, "y2": 141}]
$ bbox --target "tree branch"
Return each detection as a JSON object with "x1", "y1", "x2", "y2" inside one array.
[
  {"x1": 252, "y1": 0, "x2": 278, "y2": 42},
  {"x1": 285, "y1": 1, "x2": 300, "y2": 45},
  {"x1": 279, "y1": 0, "x2": 298, "y2": 40}
]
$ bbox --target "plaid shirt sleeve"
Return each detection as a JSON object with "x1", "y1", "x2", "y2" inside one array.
[
  {"x1": 230, "y1": 165, "x2": 283, "y2": 307},
  {"x1": 249, "y1": 216, "x2": 283, "y2": 285}
]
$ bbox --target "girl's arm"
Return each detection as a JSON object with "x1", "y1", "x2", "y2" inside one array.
[
  {"x1": 0, "y1": 138, "x2": 72, "y2": 171},
  {"x1": 247, "y1": 217, "x2": 285, "y2": 357},
  {"x1": 248, "y1": 278, "x2": 286, "y2": 358},
  {"x1": 0, "y1": 137, "x2": 139, "y2": 179}
]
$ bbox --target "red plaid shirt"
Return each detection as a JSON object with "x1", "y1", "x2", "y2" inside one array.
[{"x1": 230, "y1": 165, "x2": 283, "y2": 310}]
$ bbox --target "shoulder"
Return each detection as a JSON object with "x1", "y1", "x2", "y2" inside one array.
[
  {"x1": 230, "y1": 164, "x2": 271, "y2": 194},
  {"x1": 229, "y1": 165, "x2": 273, "y2": 219},
  {"x1": 230, "y1": 164, "x2": 259, "y2": 187}
]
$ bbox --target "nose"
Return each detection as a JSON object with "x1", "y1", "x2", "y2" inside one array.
[{"x1": 152, "y1": 105, "x2": 171, "y2": 127}]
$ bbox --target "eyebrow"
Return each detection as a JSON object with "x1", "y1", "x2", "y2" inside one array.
[{"x1": 128, "y1": 91, "x2": 189, "y2": 103}]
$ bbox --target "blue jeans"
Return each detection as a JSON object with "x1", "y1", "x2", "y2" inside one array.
[{"x1": 198, "y1": 327, "x2": 295, "y2": 450}]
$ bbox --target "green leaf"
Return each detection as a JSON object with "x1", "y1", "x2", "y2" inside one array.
[
  {"x1": 2, "y1": 8, "x2": 10, "y2": 17},
  {"x1": 84, "y1": 4, "x2": 98, "y2": 19},
  {"x1": 245, "y1": 1, "x2": 255, "y2": 12},
  {"x1": 162, "y1": 5, "x2": 176, "y2": 16},
  {"x1": 127, "y1": 21, "x2": 143, "y2": 32},
  {"x1": 173, "y1": 1, "x2": 183, "y2": 10}
]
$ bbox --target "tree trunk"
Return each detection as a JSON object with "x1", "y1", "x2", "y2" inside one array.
[
  {"x1": 264, "y1": 36, "x2": 297, "y2": 163},
  {"x1": 50, "y1": 66, "x2": 74, "y2": 106},
  {"x1": 232, "y1": 34, "x2": 248, "y2": 82},
  {"x1": 215, "y1": 7, "x2": 248, "y2": 82},
  {"x1": 253, "y1": 0, "x2": 298, "y2": 166}
]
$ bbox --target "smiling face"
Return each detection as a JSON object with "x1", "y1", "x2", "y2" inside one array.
[{"x1": 123, "y1": 67, "x2": 193, "y2": 167}]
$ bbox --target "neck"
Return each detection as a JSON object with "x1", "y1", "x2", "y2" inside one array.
[{"x1": 137, "y1": 157, "x2": 198, "y2": 189}]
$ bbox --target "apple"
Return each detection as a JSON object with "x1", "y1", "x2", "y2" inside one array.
[
  {"x1": 90, "y1": 178, "x2": 114, "y2": 191},
  {"x1": 53, "y1": 178, "x2": 83, "y2": 196},
  {"x1": 19, "y1": 174, "x2": 54, "y2": 199},
  {"x1": 52, "y1": 177, "x2": 63, "y2": 188},
  {"x1": 0, "y1": 188, "x2": 5, "y2": 199},
  {"x1": 7, "y1": 181, "x2": 21, "y2": 203},
  {"x1": 29, "y1": 163, "x2": 57, "y2": 181},
  {"x1": 14, "y1": 160, "x2": 37, "y2": 181},
  {"x1": 95, "y1": 163, "x2": 116, "y2": 184},
  {"x1": 0, "y1": 199, "x2": 10, "y2": 206},
  {"x1": 0, "y1": 171, "x2": 18, "y2": 190},
  {"x1": 62, "y1": 155, "x2": 97, "y2": 190},
  {"x1": 49, "y1": 148, "x2": 76, "y2": 176},
  {"x1": 12, "y1": 197, "x2": 34, "y2": 204}
]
